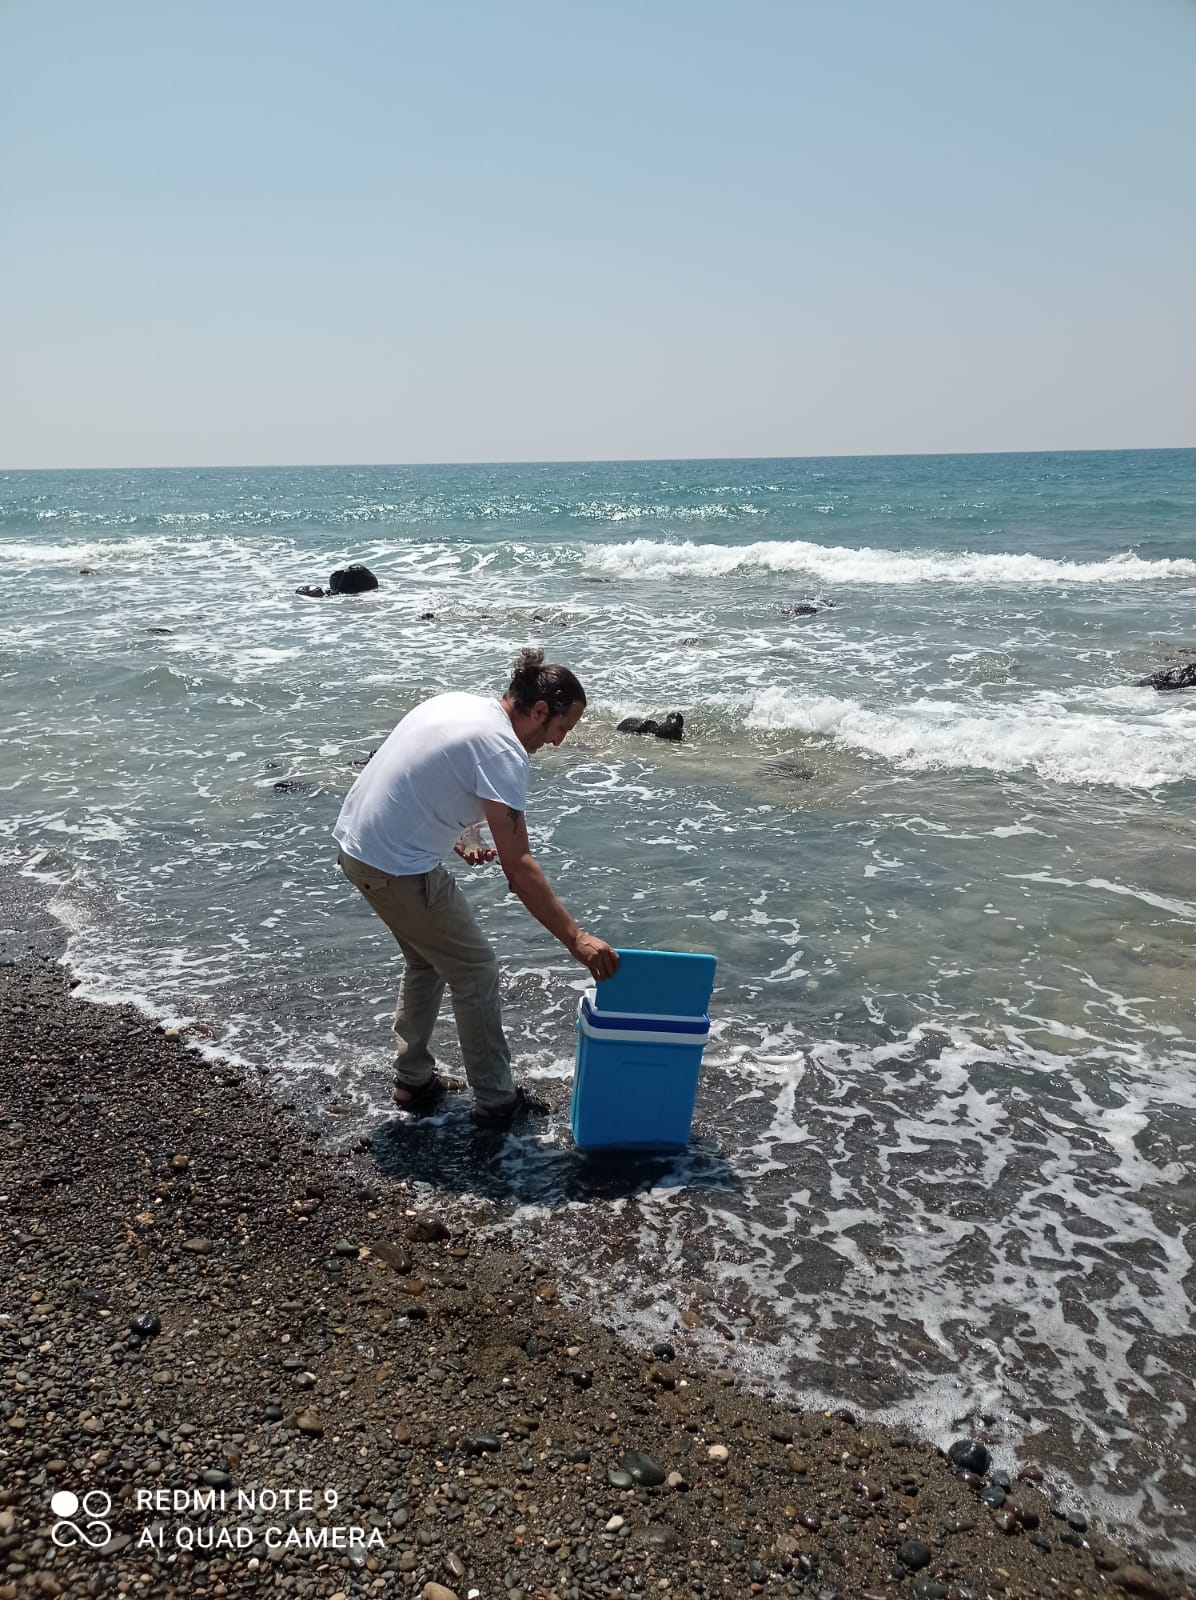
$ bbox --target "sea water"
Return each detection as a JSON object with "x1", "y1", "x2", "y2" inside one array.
[{"x1": 2, "y1": 450, "x2": 1194, "y2": 1558}]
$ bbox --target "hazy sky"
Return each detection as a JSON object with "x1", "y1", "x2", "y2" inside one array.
[{"x1": 3, "y1": 0, "x2": 1194, "y2": 468}]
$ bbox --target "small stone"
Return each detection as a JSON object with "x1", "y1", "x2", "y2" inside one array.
[
  {"x1": 129, "y1": 1312, "x2": 161, "y2": 1338},
  {"x1": 607, "y1": 1468, "x2": 634, "y2": 1490},
  {"x1": 407, "y1": 1216, "x2": 450, "y2": 1243},
  {"x1": 1111, "y1": 1569, "x2": 1168, "y2": 1599},
  {"x1": 946, "y1": 1438, "x2": 991, "y2": 1476},
  {"x1": 463, "y1": 1434, "x2": 501, "y2": 1455},
  {"x1": 182, "y1": 1237, "x2": 212, "y2": 1254},
  {"x1": 333, "y1": 1239, "x2": 360, "y2": 1257},
  {"x1": 202, "y1": 1469, "x2": 233, "y2": 1489},
  {"x1": 994, "y1": 1510, "x2": 1019, "y2": 1535},
  {"x1": 912, "y1": 1581, "x2": 948, "y2": 1600},
  {"x1": 372, "y1": 1243, "x2": 413, "y2": 1273},
  {"x1": 980, "y1": 1485, "x2": 1006, "y2": 1509},
  {"x1": 942, "y1": 1515, "x2": 974, "y2": 1535},
  {"x1": 605, "y1": 1516, "x2": 625, "y2": 1532},
  {"x1": 1067, "y1": 1510, "x2": 1089, "y2": 1532},
  {"x1": 296, "y1": 1411, "x2": 324, "y2": 1435},
  {"x1": 898, "y1": 1540, "x2": 933, "y2": 1571},
  {"x1": 422, "y1": 1586, "x2": 459, "y2": 1600},
  {"x1": 665, "y1": 1471, "x2": 687, "y2": 1490},
  {"x1": 707, "y1": 1444, "x2": 729, "y2": 1462},
  {"x1": 620, "y1": 1451, "x2": 665, "y2": 1486}
]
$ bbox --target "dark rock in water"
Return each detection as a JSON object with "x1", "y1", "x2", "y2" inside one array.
[
  {"x1": 273, "y1": 779, "x2": 314, "y2": 796},
  {"x1": 80, "y1": 567, "x2": 99, "y2": 575},
  {"x1": 947, "y1": 1438, "x2": 992, "y2": 1475},
  {"x1": 617, "y1": 713, "x2": 683, "y2": 740},
  {"x1": 295, "y1": 584, "x2": 326, "y2": 598},
  {"x1": 897, "y1": 1539, "x2": 932, "y2": 1571},
  {"x1": 1138, "y1": 661, "x2": 1196, "y2": 691},
  {"x1": 786, "y1": 603, "x2": 820, "y2": 616},
  {"x1": 419, "y1": 611, "x2": 436, "y2": 621},
  {"x1": 146, "y1": 627, "x2": 173, "y2": 635},
  {"x1": 329, "y1": 563, "x2": 379, "y2": 594},
  {"x1": 980, "y1": 1485, "x2": 1006, "y2": 1508},
  {"x1": 348, "y1": 749, "x2": 377, "y2": 769}
]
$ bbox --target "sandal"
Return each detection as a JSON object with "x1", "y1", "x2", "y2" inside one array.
[
  {"x1": 392, "y1": 1074, "x2": 461, "y2": 1113},
  {"x1": 472, "y1": 1085, "x2": 550, "y2": 1126}
]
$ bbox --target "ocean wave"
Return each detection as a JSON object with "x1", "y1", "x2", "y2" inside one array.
[
  {"x1": 585, "y1": 538, "x2": 1196, "y2": 585},
  {"x1": 0, "y1": 536, "x2": 169, "y2": 565},
  {"x1": 746, "y1": 687, "x2": 1196, "y2": 789}
]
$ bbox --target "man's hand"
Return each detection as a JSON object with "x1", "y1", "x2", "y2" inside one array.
[
  {"x1": 453, "y1": 841, "x2": 498, "y2": 866},
  {"x1": 569, "y1": 932, "x2": 620, "y2": 982}
]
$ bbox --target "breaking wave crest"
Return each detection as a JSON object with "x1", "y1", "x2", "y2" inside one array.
[
  {"x1": 746, "y1": 687, "x2": 1196, "y2": 790},
  {"x1": 586, "y1": 538, "x2": 1196, "y2": 585}
]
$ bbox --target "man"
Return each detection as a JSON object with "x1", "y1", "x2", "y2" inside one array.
[{"x1": 334, "y1": 648, "x2": 620, "y2": 1125}]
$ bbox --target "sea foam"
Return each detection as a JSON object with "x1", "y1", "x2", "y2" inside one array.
[
  {"x1": 586, "y1": 538, "x2": 1196, "y2": 585},
  {"x1": 746, "y1": 687, "x2": 1196, "y2": 789}
]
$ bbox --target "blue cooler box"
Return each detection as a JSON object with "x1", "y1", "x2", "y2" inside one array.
[{"x1": 570, "y1": 949, "x2": 716, "y2": 1151}]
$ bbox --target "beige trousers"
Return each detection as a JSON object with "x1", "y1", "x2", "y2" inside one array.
[{"x1": 338, "y1": 850, "x2": 516, "y2": 1111}]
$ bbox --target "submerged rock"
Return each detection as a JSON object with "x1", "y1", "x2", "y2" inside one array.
[
  {"x1": 295, "y1": 584, "x2": 326, "y2": 598},
  {"x1": 617, "y1": 712, "x2": 684, "y2": 741},
  {"x1": 329, "y1": 563, "x2": 379, "y2": 594},
  {"x1": 1138, "y1": 661, "x2": 1196, "y2": 691}
]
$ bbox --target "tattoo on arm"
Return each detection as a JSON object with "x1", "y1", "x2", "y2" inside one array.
[{"x1": 506, "y1": 808, "x2": 524, "y2": 826}]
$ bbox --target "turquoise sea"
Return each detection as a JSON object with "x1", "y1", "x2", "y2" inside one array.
[{"x1": 2, "y1": 450, "x2": 1194, "y2": 1559}]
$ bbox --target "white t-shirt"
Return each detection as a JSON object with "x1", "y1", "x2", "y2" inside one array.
[{"x1": 333, "y1": 692, "x2": 530, "y2": 876}]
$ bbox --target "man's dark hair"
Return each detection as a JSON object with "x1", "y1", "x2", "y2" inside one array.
[{"x1": 506, "y1": 647, "x2": 586, "y2": 716}]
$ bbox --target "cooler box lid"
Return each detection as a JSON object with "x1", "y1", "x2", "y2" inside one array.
[{"x1": 592, "y1": 949, "x2": 716, "y2": 1018}]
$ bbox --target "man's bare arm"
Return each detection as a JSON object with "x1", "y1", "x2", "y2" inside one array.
[{"x1": 483, "y1": 799, "x2": 619, "y2": 980}]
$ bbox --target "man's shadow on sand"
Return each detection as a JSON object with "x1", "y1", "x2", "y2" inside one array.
[{"x1": 369, "y1": 1096, "x2": 742, "y2": 1207}]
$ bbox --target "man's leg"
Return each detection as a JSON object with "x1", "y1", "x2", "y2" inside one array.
[
  {"x1": 412, "y1": 867, "x2": 516, "y2": 1113},
  {"x1": 338, "y1": 852, "x2": 446, "y2": 1090},
  {"x1": 390, "y1": 941, "x2": 445, "y2": 1088},
  {"x1": 339, "y1": 853, "x2": 515, "y2": 1112}
]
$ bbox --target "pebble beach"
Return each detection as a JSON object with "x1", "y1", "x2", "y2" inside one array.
[{"x1": 3, "y1": 895, "x2": 1194, "y2": 1600}]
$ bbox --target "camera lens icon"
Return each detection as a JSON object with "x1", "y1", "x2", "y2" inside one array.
[{"x1": 51, "y1": 1488, "x2": 112, "y2": 1548}]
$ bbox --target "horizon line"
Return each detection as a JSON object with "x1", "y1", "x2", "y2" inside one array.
[{"x1": 3, "y1": 443, "x2": 1195, "y2": 475}]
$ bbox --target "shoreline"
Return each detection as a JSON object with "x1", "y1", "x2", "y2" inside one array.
[{"x1": 1, "y1": 925, "x2": 1193, "y2": 1600}]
